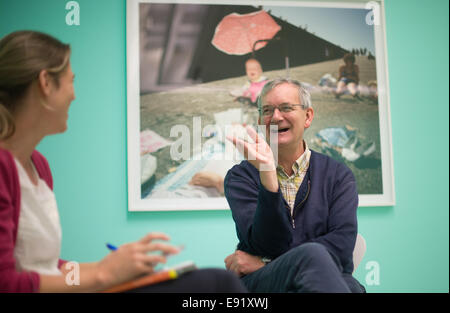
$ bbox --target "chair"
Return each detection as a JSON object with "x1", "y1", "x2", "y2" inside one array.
[{"x1": 352, "y1": 234, "x2": 366, "y2": 272}]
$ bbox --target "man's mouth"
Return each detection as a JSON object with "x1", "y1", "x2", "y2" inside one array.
[{"x1": 270, "y1": 127, "x2": 290, "y2": 133}]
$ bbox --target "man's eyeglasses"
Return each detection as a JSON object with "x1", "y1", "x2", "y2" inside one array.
[{"x1": 260, "y1": 104, "x2": 306, "y2": 117}]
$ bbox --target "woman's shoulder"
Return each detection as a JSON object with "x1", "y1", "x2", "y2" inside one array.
[
  {"x1": 0, "y1": 148, "x2": 49, "y2": 168},
  {"x1": 1, "y1": 148, "x2": 50, "y2": 167},
  {"x1": 0, "y1": 148, "x2": 18, "y2": 194},
  {"x1": 31, "y1": 150, "x2": 53, "y2": 190},
  {"x1": 0, "y1": 149, "x2": 52, "y2": 188},
  {"x1": 31, "y1": 149, "x2": 48, "y2": 164},
  {"x1": 0, "y1": 148, "x2": 15, "y2": 170}
]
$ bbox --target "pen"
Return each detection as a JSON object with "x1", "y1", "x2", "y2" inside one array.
[
  {"x1": 106, "y1": 243, "x2": 184, "y2": 253},
  {"x1": 106, "y1": 243, "x2": 118, "y2": 251}
]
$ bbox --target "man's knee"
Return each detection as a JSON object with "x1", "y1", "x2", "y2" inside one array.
[
  {"x1": 197, "y1": 269, "x2": 248, "y2": 292},
  {"x1": 296, "y1": 242, "x2": 328, "y2": 256},
  {"x1": 291, "y1": 242, "x2": 333, "y2": 266}
]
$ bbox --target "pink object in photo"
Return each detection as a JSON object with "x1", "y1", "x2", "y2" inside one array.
[
  {"x1": 243, "y1": 79, "x2": 268, "y2": 103},
  {"x1": 212, "y1": 10, "x2": 281, "y2": 55},
  {"x1": 140, "y1": 129, "x2": 172, "y2": 155}
]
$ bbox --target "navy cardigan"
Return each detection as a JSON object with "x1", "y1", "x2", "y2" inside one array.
[{"x1": 224, "y1": 150, "x2": 358, "y2": 274}]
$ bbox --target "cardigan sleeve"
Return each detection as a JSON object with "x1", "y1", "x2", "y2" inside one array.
[
  {"x1": 224, "y1": 162, "x2": 293, "y2": 258},
  {"x1": 0, "y1": 150, "x2": 40, "y2": 292}
]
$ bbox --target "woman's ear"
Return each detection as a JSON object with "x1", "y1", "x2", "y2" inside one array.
[
  {"x1": 37, "y1": 69, "x2": 53, "y2": 97},
  {"x1": 37, "y1": 70, "x2": 57, "y2": 111}
]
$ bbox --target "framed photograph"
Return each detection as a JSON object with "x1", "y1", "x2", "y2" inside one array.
[{"x1": 127, "y1": 0, "x2": 395, "y2": 211}]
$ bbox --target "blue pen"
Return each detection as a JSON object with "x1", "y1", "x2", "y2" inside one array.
[{"x1": 106, "y1": 243, "x2": 118, "y2": 251}]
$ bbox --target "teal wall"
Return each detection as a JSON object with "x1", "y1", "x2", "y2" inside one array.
[{"x1": 0, "y1": 0, "x2": 448, "y2": 292}]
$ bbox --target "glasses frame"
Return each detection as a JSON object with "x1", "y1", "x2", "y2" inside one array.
[{"x1": 260, "y1": 103, "x2": 307, "y2": 117}]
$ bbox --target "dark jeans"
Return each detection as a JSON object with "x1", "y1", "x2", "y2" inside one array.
[
  {"x1": 241, "y1": 242, "x2": 365, "y2": 293},
  {"x1": 128, "y1": 268, "x2": 248, "y2": 293}
]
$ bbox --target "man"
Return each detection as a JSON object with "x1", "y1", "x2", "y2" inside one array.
[{"x1": 224, "y1": 78, "x2": 365, "y2": 293}]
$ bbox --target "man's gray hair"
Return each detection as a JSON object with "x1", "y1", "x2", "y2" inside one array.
[{"x1": 257, "y1": 78, "x2": 312, "y2": 115}]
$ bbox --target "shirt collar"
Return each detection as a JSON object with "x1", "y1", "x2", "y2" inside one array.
[{"x1": 277, "y1": 141, "x2": 311, "y2": 177}]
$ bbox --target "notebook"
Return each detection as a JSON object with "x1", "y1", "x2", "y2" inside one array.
[{"x1": 102, "y1": 261, "x2": 197, "y2": 293}]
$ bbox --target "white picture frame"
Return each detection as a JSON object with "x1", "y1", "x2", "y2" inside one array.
[{"x1": 127, "y1": 0, "x2": 395, "y2": 211}]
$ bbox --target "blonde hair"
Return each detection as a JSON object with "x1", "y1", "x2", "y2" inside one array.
[{"x1": 0, "y1": 30, "x2": 71, "y2": 140}]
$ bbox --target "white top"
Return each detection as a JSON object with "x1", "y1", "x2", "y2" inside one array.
[{"x1": 13, "y1": 158, "x2": 62, "y2": 276}]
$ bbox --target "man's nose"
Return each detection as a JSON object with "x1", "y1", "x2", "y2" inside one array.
[{"x1": 271, "y1": 108, "x2": 284, "y2": 122}]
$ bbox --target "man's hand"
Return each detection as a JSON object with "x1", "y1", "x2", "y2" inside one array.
[
  {"x1": 227, "y1": 125, "x2": 279, "y2": 192},
  {"x1": 224, "y1": 250, "x2": 265, "y2": 277},
  {"x1": 227, "y1": 125, "x2": 275, "y2": 172}
]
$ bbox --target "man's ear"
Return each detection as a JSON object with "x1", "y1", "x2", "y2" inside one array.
[
  {"x1": 304, "y1": 107, "x2": 314, "y2": 129},
  {"x1": 37, "y1": 70, "x2": 53, "y2": 97}
]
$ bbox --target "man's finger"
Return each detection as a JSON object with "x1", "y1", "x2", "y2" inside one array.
[
  {"x1": 248, "y1": 125, "x2": 270, "y2": 146},
  {"x1": 224, "y1": 253, "x2": 234, "y2": 269},
  {"x1": 245, "y1": 125, "x2": 259, "y2": 143},
  {"x1": 227, "y1": 136, "x2": 248, "y2": 156},
  {"x1": 225, "y1": 260, "x2": 231, "y2": 270},
  {"x1": 227, "y1": 135, "x2": 264, "y2": 163},
  {"x1": 229, "y1": 261, "x2": 237, "y2": 273}
]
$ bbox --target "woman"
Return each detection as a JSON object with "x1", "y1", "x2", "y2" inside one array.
[
  {"x1": 335, "y1": 53, "x2": 361, "y2": 99},
  {"x1": 0, "y1": 30, "x2": 245, "y2": 293}
]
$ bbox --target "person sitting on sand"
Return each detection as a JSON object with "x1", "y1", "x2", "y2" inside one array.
[
  {"x1": 335, "y1": 53, "x2": 361, "y2": 100},
  {"x1": 367, "y1": 80, "x2": 378, "y2": 101}
]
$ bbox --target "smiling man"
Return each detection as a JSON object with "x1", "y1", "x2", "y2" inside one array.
[{"x1": 224, "y1": 78, "x2": 365, "y2": 293}]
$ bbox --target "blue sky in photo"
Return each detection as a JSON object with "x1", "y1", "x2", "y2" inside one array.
[{"x1": 263, "y1": 5, "x2": 376, "y2": 55}]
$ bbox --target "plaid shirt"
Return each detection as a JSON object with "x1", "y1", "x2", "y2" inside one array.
[{"x1": 276, "y1": 142, "x2": 311, "y2": 215}]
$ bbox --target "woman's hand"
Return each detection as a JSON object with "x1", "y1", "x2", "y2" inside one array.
[
  {"x1": 96, "y1": 232, "x2": 181, "y2": 288},
  {"x1": 224, "y1": 250, "x2": 265, "y2": 277}
]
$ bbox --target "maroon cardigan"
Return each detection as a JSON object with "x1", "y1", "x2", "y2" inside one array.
[{"x1": 0, "y1": 148, "x2": 64, "y2": 292}]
